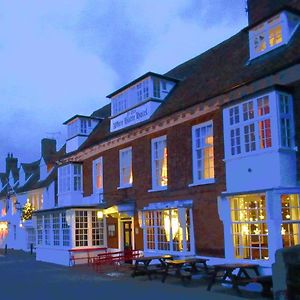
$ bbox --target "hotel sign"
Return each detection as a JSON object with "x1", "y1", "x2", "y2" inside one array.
[{"x1": 110, "y1": 101, "x2": 160, "y2": 132}]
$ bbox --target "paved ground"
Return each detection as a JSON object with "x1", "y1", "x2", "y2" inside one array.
[{"x1": 0, "y1": 250, "x2": 269, "y2": 300}]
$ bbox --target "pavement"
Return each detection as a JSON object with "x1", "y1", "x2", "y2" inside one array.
[{"x1": 0, "y1": 250, "x2": 270, "y2": 300}]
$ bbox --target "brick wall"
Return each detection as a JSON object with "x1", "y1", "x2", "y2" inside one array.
[{"x1": 83, "y1": 108, "x2": 226, "y2": 257}]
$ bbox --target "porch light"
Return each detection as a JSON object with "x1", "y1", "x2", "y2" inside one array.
[{"x1": 97, "y1": 210, "x2": 104, "y2": 219}]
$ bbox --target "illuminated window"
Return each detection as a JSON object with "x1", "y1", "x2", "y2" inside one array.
[
  {"x1": 192, "y1": 121, "x2": 214, "y2": 184},
  {"x1": 91, "y1": 211, "x2": 105, "y2": 246},
  {"x1": 93, "y1": 157, "x2": 103, "y2": 193},
  {"x1": 269, "y1": 25, "x2": 282, "y2": 47},
  {"x1": 119, "y1": 147, "x2": 133, "y2": 188},
  {"x1": 151, "y1": 136, "x2": 168, "y2": 190},
  {"x1": 144, "y1": 208, "x2": 192, "y2": 253},
  {"x1": 231, "y1": 194, "x2": 268, "y2": 260},
  {"x1": 281, "y1": 194, "x2": 300, "y2": 248},
  {"x1": 28, "y1": 192, "x2": 43, "y2": 210}
]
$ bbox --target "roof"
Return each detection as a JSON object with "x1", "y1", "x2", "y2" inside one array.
[
  {"x1": 63, "y1": 21, "x2": 300, "y2": 157},
  {"x1": 63, "y1": 114, "x2": 103, "y2": 125},
  {"x1": 21, "y1": 160, "x2": 40, "y2": 180},
  {"x1": 106, "y1": 72, "x2": 179, "y2": 98}
]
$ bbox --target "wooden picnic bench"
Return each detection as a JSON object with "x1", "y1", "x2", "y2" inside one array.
[
  {"x1": 207, "y1": 263, "x2": 273, "y2": 297},
  {"x1": 68, "y1": 247, "x2": 108, "y2": 266}
]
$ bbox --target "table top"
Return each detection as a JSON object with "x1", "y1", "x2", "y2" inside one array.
[
  {"x1": 165, "y1": 257, "x2": 208, "y2": 265},
  {"x1": 135, "y1": 255, "x2": 172, "y2": 262},
  {"x1": 213, "y1": 263, "x2": 259, "y2": 270}
]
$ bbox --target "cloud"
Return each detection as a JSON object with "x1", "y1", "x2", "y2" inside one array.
[{"x1": 0, "y1": 0, "x2": 248, "y2": 172}]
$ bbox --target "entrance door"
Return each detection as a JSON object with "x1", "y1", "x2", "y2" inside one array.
[{"x1": 123, "y1": 221, "x2": 132, "y2": 249}]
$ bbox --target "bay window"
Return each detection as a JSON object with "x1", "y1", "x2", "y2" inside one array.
[
  {"x1": 224, "y1": 91, "x2": 295, "y2": 158},
  {"x1": 143, "y1": 208, "x2": 193, "y2": 254},
  {"x1": 191, "y1": 121, "x2": 214, "y2": 184},
  {"x1": 151, "y1": 136, "x2": 168, "y2": 190},
  {"x1": 119, "y1": 147, "x2": 133, "y2": 188},
  {"x1": 231, "y1": 194, "x2": 269, "y2": 260},
  {"x1": 281, "y1": 194, "x2": 300, "y2": 248}
]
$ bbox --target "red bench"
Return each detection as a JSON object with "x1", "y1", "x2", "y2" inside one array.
[
  {"x1": 92, "y1": 249, "x2": 142, "y2": 272},
  {"x1": 68, "y1": 247, "x2": 108, "y2": 266}
]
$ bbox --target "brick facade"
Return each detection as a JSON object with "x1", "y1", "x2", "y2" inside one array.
[{"x1": 82, "y1": 109, "x2": 226, "y2": 257}]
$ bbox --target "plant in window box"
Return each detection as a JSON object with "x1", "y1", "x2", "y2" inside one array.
[{"x1": 22, "y1": 199, "x2": 33, "y2": 222}]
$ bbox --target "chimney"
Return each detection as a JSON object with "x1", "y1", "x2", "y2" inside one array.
[
  {"x1": 6, "y1": 153, "x2": 18, "y2": 175},
  {"x1": 41, "y1": 138, "x2": 57, "y2": 159},
  {"x1": 247, "y1": 0, "x2": 299, "y2": 27}
]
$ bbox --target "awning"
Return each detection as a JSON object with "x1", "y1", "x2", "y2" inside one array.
[
  {"x1": 104, "y1": 202, "x2": 135, "y2": 218},
  {"x1": 142, "y1": 199, "x2": 193, "y2": 211}
]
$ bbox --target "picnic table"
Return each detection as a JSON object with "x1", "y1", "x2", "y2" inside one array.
[
  {"x1": 161, "y1": 258, "x2": 209, "y2": 283},
  {"x1": 131, "y1": 255, "x2": 173, "y2": 280},
  {"x1": 207, "y1": 263, "x2": 261, "y2": 295}
]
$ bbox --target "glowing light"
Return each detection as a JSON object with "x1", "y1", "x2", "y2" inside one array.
[
  {"x1": 97, "y1": 211, "x2": 103, "y2": 219},
  {"x1": 281, "y1": 226, "x2": 286, "y2": 235},
  {"x1": 286, "y1": 214, "x2": 291, "y2": 219}
]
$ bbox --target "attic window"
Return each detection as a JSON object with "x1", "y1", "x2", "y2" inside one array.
[{"x1": 249, "y1": 11, "x2": 300, "y2": 60}]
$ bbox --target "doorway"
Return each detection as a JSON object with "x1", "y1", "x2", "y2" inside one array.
[{"x1": 123, "y1": 221, "x2": 132, "y2": 249}]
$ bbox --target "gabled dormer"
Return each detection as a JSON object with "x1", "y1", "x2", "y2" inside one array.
[
  {"x1": 63, "y1": 115, "x2": 102, "y2": 153},
  {"x1": 108, "y1": 72, "x2": 178, "y2": 132},
  {"x1": 249, "y1": 10, "x2": 300, "y2": 60}
]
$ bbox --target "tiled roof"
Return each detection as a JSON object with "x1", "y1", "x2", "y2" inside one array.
[{"x1": 66, "y1": 22, "x2": 300, "y2": 155}]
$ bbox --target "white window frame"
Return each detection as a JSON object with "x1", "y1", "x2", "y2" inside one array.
[
  {"x1": 149, "y1": 135, "x2": 168, "y2": 192},
  {"x1": 190, "y1": 120, "x2": 215, "y2": 186},
  {"x1": 58, "y1": 164, "x2": 82, "y2": 194},
  {"x1": 142, "y1": 208, "x2": 195, "y2": 255},
  {"x1": 119, "y1": 147, "x2": 133, "y2": 189}
]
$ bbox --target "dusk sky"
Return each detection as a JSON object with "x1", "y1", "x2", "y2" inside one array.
[{"x1": 0, "y1": 0, "x2": 248, "y2": 172}]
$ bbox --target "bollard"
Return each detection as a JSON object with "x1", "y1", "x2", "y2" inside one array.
[
  {"x1": 4, "y1": 244, "x2": 7, "y2": 254},
  {"x1": 30, "y1": 243, "x2": 33, "y2": 255}
]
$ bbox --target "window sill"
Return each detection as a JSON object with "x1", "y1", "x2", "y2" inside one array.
[
  {"x1": 117, "y1": 185, "x2": 132, "y2": 190},
  {"x1": 148, "y1": 186, "x2": 167, "y2": 193},
  {"x1": 188, "y1": 179, "x2": 215, "y2": 187}
]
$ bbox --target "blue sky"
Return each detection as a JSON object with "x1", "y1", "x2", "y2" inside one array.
[{"x1": 0, "y1": 0, "x2": 248, "y2": 171}]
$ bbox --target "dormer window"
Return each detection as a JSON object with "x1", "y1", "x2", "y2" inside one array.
[
  {"x1": 249, "y1": 11, "x2": 300, "y2": 60},
  {"x1": 108, "y1": 72, "x2": 177, "y2": 132}
]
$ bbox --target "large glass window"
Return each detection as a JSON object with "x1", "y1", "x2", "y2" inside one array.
[
  {"x1": 73, "y1": 164, "x2": 82, "y2": 191},
  {"x1": 28, "y1": 192, "x2": 43, "y2": 210},
  {"x1": 91, "y1": 211, "x2": 105, "y2": 246},
  {"x1": 151, "y1": 136, "x2": 168, "y2": 190},
  {"x1": 119, "y1": 147, "x2": 133, "y2": 188},
  {"x1": 75, "y1": 211, "x2": 88, "y2": 247},
  {"x1": 143, "y1": 208, "x2": 192, "y2": 254},
  {"x1": 52, "y1": 213, "x2": 60, "y2": 246},
  {"x1": 192, "y1": 121, "x2": 214, "y2": 184},
  {"x1": 231, "y1": 194, "x2": 268, "y2": 260},
  {"x1": 61, "y1": 212, "x2": 70, "y2": 247},
  {"x1": 281, "y1": 194, "x2": 300, "y2": 248}
]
